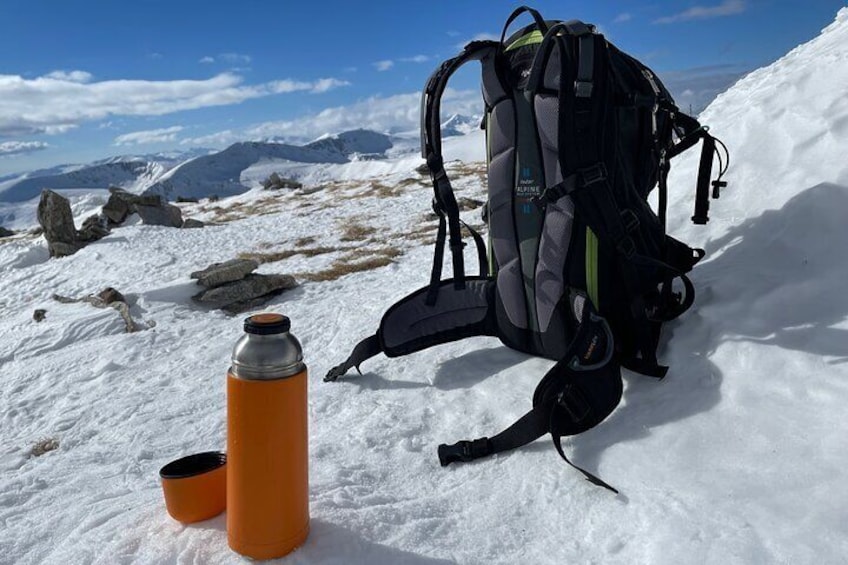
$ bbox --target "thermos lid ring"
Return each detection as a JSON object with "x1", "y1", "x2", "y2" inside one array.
[{"x1": 244, "y1": 313, "x2": 291, "y2": 335}]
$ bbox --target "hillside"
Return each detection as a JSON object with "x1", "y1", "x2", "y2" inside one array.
[
  {"x1": 142, "y1": 130, "x2": 394, "y2": 200},
  {"x1": 2, "y1": 9, "x2": 848, "y2": 565}
]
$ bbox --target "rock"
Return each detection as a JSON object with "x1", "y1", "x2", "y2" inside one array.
[
  {"x1": 263, "y1": 172, "x2": 303, "y2": 190},
  {"x1": 221, "y1": 294, "x2": 286, "y2": 315},
  {"x1": 104, "y1": 187, "x2": 179, "y2": 227},
  {"x1": 415, "y1": 162, "x2": 430, "y2": 175},
  {"x1": 181, "y1": 218, "x2": 205, "y2": 229},
  {"x1": 37, "y1": 190, "x2": 83, "y2": 257},
  {"x1": 457, "y1": 197, "x2": 484, "y2": 211},
  {"x1": 29, "y1": 226, "x2": 44, "y2": 236},
  {"x1": 190, "y1": 259, "x2": 259, "y2": 287},
  {"x1": 33, "y1": 309, "x2": 46, "y2": 322},
  {"x1": 135, "y1": 202, "x2": 183, "y2": 227},
  {"x1": 98, "y1": 287, "x2": 125, "y2": 305},
  {"x1": 101, "y1": 191, "x2": 132, "y2": 225},
  {"x1": 192, "y1": 274, "x2": 297, "y2": 309},
  {"x1": 208, "y1": 194, "x2": 220, "y2": 202},
  {"x1": 176, "y1": 196, "x2": 199, "y2": 203},
  {"x1": 78, "y1": 214, "x2": 110, "y2": 242},
  {"x1": 0, "y1": 226, "x2": 14, "y2": 238}
]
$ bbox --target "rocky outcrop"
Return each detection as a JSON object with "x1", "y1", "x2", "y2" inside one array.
[
  {"x1": 190, "y1": 259, "x2": 298, "y2": 314},
  {"x1": 104, "y1": 187, "x2": 184, "y2": 228},
  {"x1": 37, "y1": 190, "x2": 84, "y2": 257},
  {"x1": 262, "y1": 172, "x2": 303, "y2": 190},
  {"x1": 191, "y1": 259, "x2": 259, "y2": 287},
  {"x1": 0, "y1": 226, "x2": 14, "y2": 238}
]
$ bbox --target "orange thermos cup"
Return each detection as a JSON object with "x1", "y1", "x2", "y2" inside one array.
[{"x1": 227, "y1": 313, "x2": 309, "y2": 560}]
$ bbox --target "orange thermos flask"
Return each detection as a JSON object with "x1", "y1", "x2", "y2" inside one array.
[{"x1": 227, "y1": 313, "x2": 309, "y2": 559}]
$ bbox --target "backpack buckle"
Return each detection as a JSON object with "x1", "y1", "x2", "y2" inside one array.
[
  {"x1": 437, "y1": 437, "x2": 492, "y2": 466},
  {"x1": 620, "y1": 209, "x2": 639, "y2": 232},
  {"x1": 574, "y1": 80, "x2": 594, "y2": 98},
  {"x1": 616, "y1": 236, "x2": 636, "y2": 259},
  {"x1": 557, "y1": 385, "x2": 591, "y2": 423},
  {"x1": 578, "y1": 163, "x2": 607, "y2": 187}
]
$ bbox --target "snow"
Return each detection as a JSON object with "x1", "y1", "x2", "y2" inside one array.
[{"x1": 3, "y1": 10, "x2": 848, "y2": 564}]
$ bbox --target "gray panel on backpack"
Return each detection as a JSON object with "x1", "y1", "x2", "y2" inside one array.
[
  {"x1": 380, "y1": 280, "x2": 491, "y2": 352},
  {"x1": 487, "y1": 101, "x2": 527, "y2": 328},
  {"x1": 535, "y1": 194, "x2": 574, "y2": 331},
  {"x1": 535, "y1": 95, "x2": 563, "y2": 186},
  {"x1": 496, "y1": 258, "x2": 529, "y2": 329}
]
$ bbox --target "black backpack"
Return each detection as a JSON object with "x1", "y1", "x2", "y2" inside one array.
[{"x1": 326, "y1": 6, "x2": 728, "y2": 492}]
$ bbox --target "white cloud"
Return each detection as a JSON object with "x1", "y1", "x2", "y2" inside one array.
[
  {"x1": 253, "y1": 88, "x2": 480, "y2": 140},
  {"x1": 219, "y1": 53, "x2": 252, "y2": 64},
  {"x1": 114, "y1": 126, "x2": 184, "y2": 146},
  {"x1": 400, "y1": 55, "x2": 430, "y2": 63},
  {"x1": 373, "y1": 60, "x2": 394, "y2": 72},
  {"x1": 0, "y1": 71, "x2": 350, "y2": 137},
  {"x1": 199, "y1": 56, "x2": 216, "y2": 64},
  {"x1": 44, "y1": 70, "x2": 93, "y2": 83},
  {"x1": 614, "y1": 13, "x2": 632, "y2": 23},
  {"x1": 179, "y1": 88, "x2": 483, "y2": 148},
  {"x1": 655, "y1": 0, "x2": 746, "y2": 24},
  {"x1": 180, "y1": 129, "x2": 239, "y2": 147},
  {"x1": 0, "y1": 140, "x2": 49, "y2": 157}
]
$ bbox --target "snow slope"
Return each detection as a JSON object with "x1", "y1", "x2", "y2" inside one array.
[{"x1": 3, "y1": 10, "x2": 848, "y2": 565}]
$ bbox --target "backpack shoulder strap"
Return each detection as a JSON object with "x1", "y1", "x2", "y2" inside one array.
[
  {"x1": 421, "y1": 41, "x2": 501, "y2": 303},
  {"x1": 438, "y1": 291, "x2": 623, "y2": 493}
]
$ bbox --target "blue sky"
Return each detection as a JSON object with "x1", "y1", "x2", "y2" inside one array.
[{"x1": 0, "y1": 0, "x2": 845, "y2": 175}]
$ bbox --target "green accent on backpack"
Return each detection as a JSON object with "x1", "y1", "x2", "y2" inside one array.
[{"x1": 505, "y1": 30, "x2": 543, "y2": 51}]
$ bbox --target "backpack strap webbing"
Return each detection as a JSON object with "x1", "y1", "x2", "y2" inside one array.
[
  {"x1": 438, "y1": 292, "x2": 622, "y2": 493},
  {"x1": 421, "y1": 40, "x2": 500, "y2": 304}
]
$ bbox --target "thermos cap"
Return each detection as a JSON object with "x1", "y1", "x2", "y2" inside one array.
[
  {"x1": 244, "y1": 313, "x2": 291, "y2": 335},
  {"x1": 231, "y1": 312, "x2": 304, "y2": 380}
]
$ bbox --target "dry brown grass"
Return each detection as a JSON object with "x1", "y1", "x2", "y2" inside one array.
[
  {"x1": 298, "y1": 245, "x2": 403, "y2": 282},
  {"x1": 202, "y1": 196, "x2": 285, "y2": 223},
  {"x1": 237, "y1": 245, "x2": 344, "y2": 264},
  {"x1": 31, "y1": 437, "x2": 59, "y2": 457},
  {"x1": 339, "y1": 222, "x2": 377, "y2": 242}
]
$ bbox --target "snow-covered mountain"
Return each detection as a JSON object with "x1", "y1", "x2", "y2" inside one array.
[
  {"x1": 0, "y1": 148, "x2": 213, "y2": 204},
  {"x1": 441, "y1": 113, "x2": 481, "y2": 137},
  {"x1": 142, "y1": 129, "x2": 394, "y2": 200},
  {"x1": 2, "y1": 9, "x2": 848, "y2": 564}
]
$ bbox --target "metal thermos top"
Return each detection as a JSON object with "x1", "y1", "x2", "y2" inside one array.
[{"x1": 230, "y1": 313, "x2": 305, "y2": 380}]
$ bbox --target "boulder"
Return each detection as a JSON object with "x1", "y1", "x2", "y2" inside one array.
[
  {"x1": 78, "y1": 214, "x2": 110, "y2": 243},
  {"x1": 0, "y1": 226, "x2": 14, "y2": 238},
  {"x1": 190, "y1": 258, "x2": 259, "y2": 288},
  {"x1": 101, "y1": 191, "x2": 132, "y2": 225},
  {"x1": 181, "y1": 218, "x2": 205, "y2": 229},
  {"x1": 103, "y1": 187, "x2": 181, "y2": 227},
  {"x1": 37, "y1": 190, "x2": 83, "y2": 257},
  {"x1": 33, "y1": 309, "x2": 46, "y2": 322},
  {"x1": 192, "y1": 274, "x2": 297, "y2": 309},
  {"x1": 135, "y1": 202, "x2": 183, "y2": 227}
]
